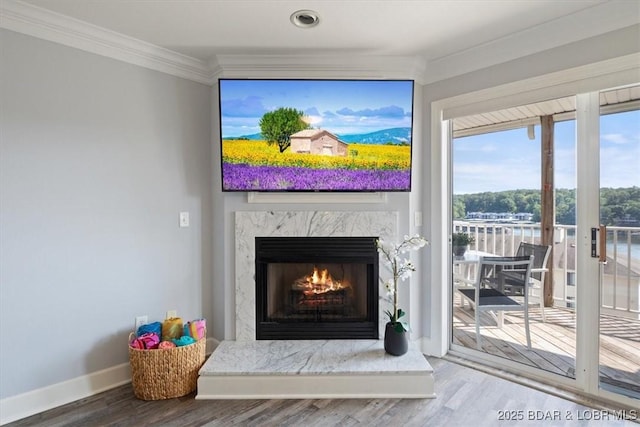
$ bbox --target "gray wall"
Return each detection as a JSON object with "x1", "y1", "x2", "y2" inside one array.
[{"x1": 0, "y1": 30, "x2": 212, "y2": 399}]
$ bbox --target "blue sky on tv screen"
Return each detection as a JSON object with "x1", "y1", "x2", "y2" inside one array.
[
  {"x1": 219, "y1": 79, "x2": 413, "y2": 138},
  {"x1": 453, "y1": 109, "x2": 640, "y2": 193}
]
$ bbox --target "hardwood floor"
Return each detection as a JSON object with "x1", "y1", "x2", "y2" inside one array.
[
  {"x1": 6, "y1": 357, "x2": 638, "y2": 427},
  {"x1": 453, "y1": 293, "x2": 640, "y2": 394}
]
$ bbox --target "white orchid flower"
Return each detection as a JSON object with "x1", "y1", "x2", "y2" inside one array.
[{"x1": 376, "y1": 234, "x2": 428, "y2": 328}]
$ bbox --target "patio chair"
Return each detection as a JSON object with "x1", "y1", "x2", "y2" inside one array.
[
  {"x1": 457, "y1": 256, "x2": 534, "y2": 350},
  {"x1": 502, "y1": 242, "x2": 551, "y2": 322}
]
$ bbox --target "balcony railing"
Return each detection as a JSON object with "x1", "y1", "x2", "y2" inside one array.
[{"x1": 453, "y1": 220, "x2": 640, "y2": 319}]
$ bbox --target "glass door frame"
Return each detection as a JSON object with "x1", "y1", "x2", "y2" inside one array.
[
  {"x1": 428, "y1": 54, "x2": 640, "y2": 409},
  {"x1": 578, "y1": 92, "x2": 640, "y2": 400},
  {"x1": 575, "y1": 92, "x2": 601, "y2": 396}
]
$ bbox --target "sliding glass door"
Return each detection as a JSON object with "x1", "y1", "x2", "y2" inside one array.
[
  {"x1": 450, "y1": 99, "x2": 578, "y2": 382},
  {"x1": 449, "y1": 84, "x2": 640, "y2": 405},
  {"x1": 595, "y1": 90, "x2": 640, "y2": 398}
]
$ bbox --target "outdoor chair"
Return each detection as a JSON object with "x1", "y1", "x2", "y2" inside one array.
[
  {"x1": 501, "y1": 242, "x2": 551, "y2": 322},
  {"x1": 458, "y1": 256, "x2": 534, "y2": 350}
]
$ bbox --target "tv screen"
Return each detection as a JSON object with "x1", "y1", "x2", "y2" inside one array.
[{"x1": 218, "y1": 79, "x2": 414, "y2": 192}]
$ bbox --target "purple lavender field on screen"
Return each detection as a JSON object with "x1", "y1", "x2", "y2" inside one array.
[{"x1": 222, "y1": 164, "x2": 410, "y2": 191}]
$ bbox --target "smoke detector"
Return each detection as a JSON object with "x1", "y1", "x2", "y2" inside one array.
[{"x1": 290, "y1": 10, "x2": 320, "y2": 28}]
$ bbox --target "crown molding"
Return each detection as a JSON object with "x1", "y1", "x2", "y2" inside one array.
[{"x1": 0, "y1": 0, "x2": 214, "y2": 85}]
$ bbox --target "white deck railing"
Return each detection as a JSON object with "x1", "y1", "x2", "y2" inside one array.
[{"x1": 453, "y1": 221, "x2": 640, "y2": 319}]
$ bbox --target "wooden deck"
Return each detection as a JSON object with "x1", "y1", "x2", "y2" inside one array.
[{"x1": 453, "y1": 293, "x2": 640, "y2": 394}]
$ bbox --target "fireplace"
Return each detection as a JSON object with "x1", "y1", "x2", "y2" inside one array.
[{"x1": 255, "y1": 237, "x2": 379, "y2": 339}]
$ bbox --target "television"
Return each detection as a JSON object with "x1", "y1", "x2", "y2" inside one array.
[{"x1": 218, "y1": 79, "x2": 414, "y2": 192}]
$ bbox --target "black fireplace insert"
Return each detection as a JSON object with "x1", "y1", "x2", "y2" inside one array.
[{"x1": 255, "y1": 236, "x2": 379, "y2": 339}]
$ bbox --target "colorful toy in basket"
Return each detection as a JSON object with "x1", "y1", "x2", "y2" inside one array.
[
  {"x1": 172, "y1": 336, "x2": 196, "y2": 347},
  {"x1": 129, "y1": 332, "x2": 160, "y2": 349},
  {"x1": 161, "y1": 317, "x2": 184, "y2": 341},
  {"x1": 185, "y1": 318, "x2": 206, "y2": 340},
  {"x1": 158, "y1": 341, "x2": 176, "y2": 350},
  {"x1": 136, "y1": 321, "x2": 162, "y2": 338}
]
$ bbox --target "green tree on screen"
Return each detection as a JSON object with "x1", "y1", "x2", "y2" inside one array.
[{"x1": 259, "y1": 107, "x2": 309, "y2": 153}]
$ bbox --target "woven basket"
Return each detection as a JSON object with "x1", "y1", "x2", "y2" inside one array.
[{"x1": 129, "y1": 337, "x2": 206, "y2": 400}]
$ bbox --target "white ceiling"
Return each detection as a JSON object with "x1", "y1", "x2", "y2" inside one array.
[{"x1": 15, "y1": 0, "x2": 631, "y2": 63}]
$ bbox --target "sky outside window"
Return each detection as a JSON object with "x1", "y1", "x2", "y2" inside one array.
[{"x1": 453, "y1": 109, "x2": 639, "y2": 195}]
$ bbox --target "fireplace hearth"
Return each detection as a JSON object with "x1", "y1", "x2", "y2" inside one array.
[
  {"x1": 255, "y1": 237, "x2": 379, "y2": 339},
  {"x1": 205, "y1": 211, "x2": 432, "y2": 400}
]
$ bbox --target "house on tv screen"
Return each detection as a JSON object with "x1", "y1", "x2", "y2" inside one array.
[{"x1": 290, "y1": 129, "x2": 348, "y2": 156}]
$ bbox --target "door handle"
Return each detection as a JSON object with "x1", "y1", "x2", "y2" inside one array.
[
  {"x1": 591, "y1": 225, "x2": 607, "y2": 263},
  {"x1": 599, "y1": 225, "x2": 607, "y2": 264}
]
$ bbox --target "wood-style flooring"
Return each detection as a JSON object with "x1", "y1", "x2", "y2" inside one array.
[{"x1": 6, "y1": 357, "x2": 638, "y2": 427}]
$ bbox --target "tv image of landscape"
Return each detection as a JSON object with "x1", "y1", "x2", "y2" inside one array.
[{"x1": 219, "y1": 79, "x2": 414, "y2": 192}]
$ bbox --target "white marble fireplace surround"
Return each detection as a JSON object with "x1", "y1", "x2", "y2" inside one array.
[
  {"x1": 234, "y1": 210, "x2": 399, "y2": 341},
  {"x1": 197, "y1": 211, "x2": 434, "y2": 400}
]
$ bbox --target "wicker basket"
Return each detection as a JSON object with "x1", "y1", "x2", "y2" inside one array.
[{"x1": 129, "y1": 337, "x2": 206, "y2": 400}]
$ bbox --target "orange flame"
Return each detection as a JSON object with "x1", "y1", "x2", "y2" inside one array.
[{"x1": 294, "y1": 266, "x2": 345, "y2": 295}]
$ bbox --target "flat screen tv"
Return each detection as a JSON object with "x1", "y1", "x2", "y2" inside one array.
[{"x1": 218, "y1": 79, "x2": 414, "y2": 192}]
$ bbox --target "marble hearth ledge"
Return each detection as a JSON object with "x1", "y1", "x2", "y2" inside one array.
[{"x1": 197, "y1": 340, "x2": 435, "y2": 399}]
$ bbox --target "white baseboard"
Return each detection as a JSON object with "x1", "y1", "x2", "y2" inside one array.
[
  {"x1": 0, "y1": 363, "x2": 131, "y2": 425},
  {"x1": 0, "y1": 336, "x2": 221, "y2": 425}
]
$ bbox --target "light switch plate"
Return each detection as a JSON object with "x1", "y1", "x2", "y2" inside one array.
[
  {"x1": 415, "y1": 211, "x2": 423, "y2": 227},
  {"x1": 166, "y1": 310, "x2": 177, "y2": 319},
  {"x1": 179, "y1": 212, "x2": 189, "y2": 227}
]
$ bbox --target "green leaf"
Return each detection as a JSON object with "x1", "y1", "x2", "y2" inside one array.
[
  {"x1": 393, "y1": 322, "x2": 407, "y2": 333},
  {"x1": 397, "y1": 309, "x2": 406, "y2": 319},
  {"x1": 384, "y1": 309, "x2": 394, "y2": 322}
]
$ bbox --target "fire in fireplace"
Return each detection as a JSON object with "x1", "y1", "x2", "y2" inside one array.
[
  {"x1": 255, "y1": 237, "x2": 379, "y2": 339},
  {"x1": 295, "y1": 266, "x2": 344, "y2": 294},
  {"x1": 292, "y1": 266, "x2": 350, "y2": 311}
]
